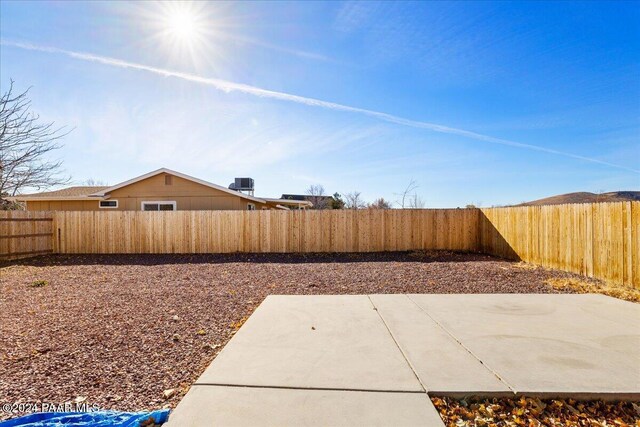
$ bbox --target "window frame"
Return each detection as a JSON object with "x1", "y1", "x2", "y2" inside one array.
[
  {"x1": 247, "y1": 203, "x2": 256, "y2": 211},
  {"x1": 141, "y1": 201, "x2": 177, "y2": 211},
  {"x1": 99, "y1": 200, "x2": 119, "y2": 209}
]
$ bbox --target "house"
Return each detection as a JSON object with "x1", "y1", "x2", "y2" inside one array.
[
  {"x1": 13, "y1": 168, "x2": 312, "y2": 211},
  {"x1": 281, "y1": 194, "x2": 336, "y2": 209}
]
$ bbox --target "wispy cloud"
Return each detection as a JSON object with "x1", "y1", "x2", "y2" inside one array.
[
  {"x1": 2, "y1": 39, "x2": 638, "y2": 174},
  {"x1": 219, "y1": 33, "x2": 331, "y2": 62}
]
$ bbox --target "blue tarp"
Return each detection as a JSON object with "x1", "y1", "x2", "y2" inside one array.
[{"x1": 0, "y1": 410, "x2": 170, "y2": 427}]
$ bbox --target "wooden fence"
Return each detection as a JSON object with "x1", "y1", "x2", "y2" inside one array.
[
  {"x1": 1, "y1": 203, "x2": 637, "y2": 288},
  {"x1": 479, "y1": 202, "x2": 639, "y2": 289},
  {"x1": 0, "y1": 211, "x2": 54, "y2": 260},
  {"x1": 52, "y1": 209, "x2": 479, "y2": 254}
]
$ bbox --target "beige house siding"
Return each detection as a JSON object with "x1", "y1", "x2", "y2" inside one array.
[
  {"x1": 26, "y1": 173, "x2": 269, "y2": 211},
  {"x1": 26, "y1": 200, "x2": 98, "y2": 211}
]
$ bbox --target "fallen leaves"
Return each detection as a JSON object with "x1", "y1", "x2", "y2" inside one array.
[
  {"x1": 230, "y1": 316, "x2": 249, "y2": 330},
  {"x1": 512, "y1": 262, "x2": 539, "y2": 271},
  {"x1": 431, "y1": 396, "x2": 640, "y2": 427},
  {"x1": 545, "y1": 277, "x2": 640, "y2": 303},
  {"x1": 29, "y1": 279, "x2": 47, "y2": 288}
]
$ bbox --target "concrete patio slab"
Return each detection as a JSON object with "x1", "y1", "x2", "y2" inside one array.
[
  {"x1": 169, "y1": 293, "x2": 639, "y2": 425},
  {"x1": 197, "y1": 295, "x2": 423, "y2": 392},
  {"x1": 166, "y1": 385, "x2": 443, "y2": 427},
  {"x1": 408, "y1": 294, "x2": 640, "y2": 398},
  {"x1": 370, "y1": 294, "x2": 511, "y2": 394}
]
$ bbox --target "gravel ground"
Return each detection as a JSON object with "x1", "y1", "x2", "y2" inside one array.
[{"x1": 0, "y1": 251, "x2": 602, "y2": 420}]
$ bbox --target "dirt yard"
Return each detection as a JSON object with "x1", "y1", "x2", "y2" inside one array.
[{"x1": 0, "y1": 251, "x2": 603, "y2": 420}]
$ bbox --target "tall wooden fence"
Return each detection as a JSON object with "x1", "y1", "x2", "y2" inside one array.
[
  {"x1": 52, "y1": 209, "x2": 479, "y2": 254},
  {"x1": 1, "y1": 203, "x2": 638, "y2": 288},
  {"x1": 0, "y1": 211, "x2": 54, "y2": 260},
  {"x1": 479, "y1": 202, "x2": 639, "y2": 289}
]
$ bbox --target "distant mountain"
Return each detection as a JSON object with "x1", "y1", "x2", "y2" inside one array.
[{"x1": 519, "y1": 191, "x2": 640, "y2": 206}]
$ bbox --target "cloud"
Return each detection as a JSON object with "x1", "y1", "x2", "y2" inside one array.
[
  {"x1": 221, "y1": 33, "x2": 331, "y2": 62},
  {"x1": 2, "y1": 39, "x2": 638, "y2": 174}
]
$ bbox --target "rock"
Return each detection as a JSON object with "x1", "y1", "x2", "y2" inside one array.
[
  {"x1": 196, "y1": 329, "x2": 206, "y2": 335},
  {"x1": 203, "y1": 343, "x2": 221, "y2": 351},
  {"x1": 163, "y1": 388, "x2": 176, "y2": 399},
  {"x1": 172, "y1": 334, "x2": 181, "y2": 342},
  {"x1": 74, "y1": 396, "x2": 87, "y2": 404},
  {"x1": 172, "y1": 315, "x2": 179, "y2": 321}
]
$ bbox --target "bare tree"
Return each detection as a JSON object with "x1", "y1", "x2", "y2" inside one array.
[
  {"x1": 368, "y1": 197, "x2": 392, "y2": 209},
  {"x1": 306, "y1": 184, "x2": 329, "y2": 209},
  {"x1": 395, "y1": 179, "x2": 425, "y2": 208},
  {"x1": 0, "y1": 80, "x2": 70, "y2": 205},
  {"x1": 344, "y1": 191, "x2": 366, "y2": 210},
  {"x1": 408, "y1": 194, "x2": 426, "y2": 209}
]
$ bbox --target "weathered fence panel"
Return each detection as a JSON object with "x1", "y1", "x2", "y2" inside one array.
[
  {"x1": 52, "y1": 209, "x2": 480, "y2": 255},
  {"x1": 0, "y1": 211, "x2": 54, "y2": 260},
  {"x1": 480, "y1": 202, "x2": 639, "y2": 289}
]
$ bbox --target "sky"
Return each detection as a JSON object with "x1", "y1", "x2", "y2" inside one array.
[{"x1": 1, "y1": 1, "x2": 638, "y2": 207}]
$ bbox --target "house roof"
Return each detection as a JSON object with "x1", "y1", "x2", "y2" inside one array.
[
  {"x1": 12, "y1": 168, "x2": 312, "y2": 207},
  {"x1": 281, "y1": 194, "x2": 332, "y2": 202},
  {"x1": 262, "y1": 198, "x2": 313, "y2": 207},
  {"x1": 17, "y1": 186, "x2": 109, "y2": 199},
  {"x1": 90, "y1": 168, "x2": 267, "y2": 203}
]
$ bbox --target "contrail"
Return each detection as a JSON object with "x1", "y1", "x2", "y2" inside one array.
[{"x1": 3, "y1": 39, "x2": 637, "y2": 173}]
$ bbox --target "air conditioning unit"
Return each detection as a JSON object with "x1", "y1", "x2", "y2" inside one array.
[
  {"x1": 234, "y1": 178, "x2": 254, "y2": 191},
  {"x1": 229, "y1": 178, "x2": 255, "y2": 195}
]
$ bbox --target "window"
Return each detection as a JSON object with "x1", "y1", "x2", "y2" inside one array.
[
  {"x1": 165, "y1": 175, "x2": 172, "y2": 185},
  {"x1": 142, "y1": 201, "x2": 176, "y2": 211},
  {"x1": 247, "y1": 203, "x2": 255, "y2": 211},
  {"x1": 99, "y1": 200, "x2": 118, "y2": 209}
]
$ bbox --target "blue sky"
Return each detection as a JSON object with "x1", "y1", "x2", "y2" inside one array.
[{"x1": 1, "y1": 1, "x2": 638, "y2": 207}]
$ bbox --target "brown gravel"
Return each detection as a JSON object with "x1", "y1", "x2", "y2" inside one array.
[
  {"x1": 0, "y1": 251, "x2": 606, "y2": 420},
  {"x1": 431, "y1": 395, "x2": 640, "y2": 427}
]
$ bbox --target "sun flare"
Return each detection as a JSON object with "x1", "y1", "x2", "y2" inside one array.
[
  {"x1": 166, "y1": 9, "x2": 198, "y2": 41},
  {"x1": 137, "y1": 1, "x2": 232, "y2": 72}
]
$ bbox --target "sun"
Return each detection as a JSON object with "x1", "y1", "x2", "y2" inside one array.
[
  {"x1": 136, "y1": 1, "x2": 232, "y2": 72},
  {"x1": 154, "y1": 1, "x2": 210, "y2": 47},
  {"x1": 166, "y1": 9, "x2": 198, "y2": 41}
]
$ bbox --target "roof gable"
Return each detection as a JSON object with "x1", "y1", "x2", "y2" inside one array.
[{"x1": 91, "y1": 168, "x2": 265, "y2": 203}]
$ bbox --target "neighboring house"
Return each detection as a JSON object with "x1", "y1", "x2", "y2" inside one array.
[
  {"x1": 281, "y1": 194, "x2": 334, "y2": 208},
  {"x1": 12, "y1": 168, "x2": 312, "y2": 211}
]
